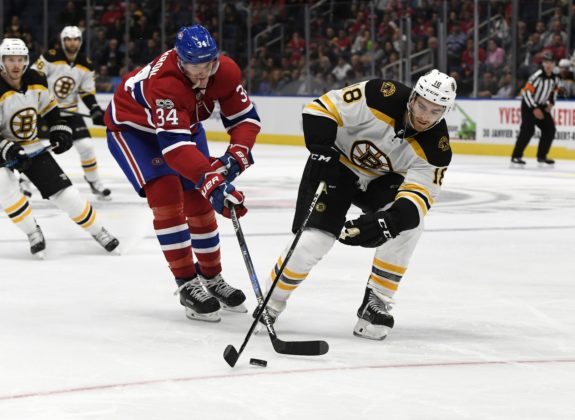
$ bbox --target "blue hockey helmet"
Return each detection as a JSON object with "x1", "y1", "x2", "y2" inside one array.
[{"x1": 175, "y1": 25, "x2": 218, "y2": 64}]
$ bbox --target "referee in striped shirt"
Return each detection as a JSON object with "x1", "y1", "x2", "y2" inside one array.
[{"x1": 511, "y1": 51, "x2": 559, "y2": 166}]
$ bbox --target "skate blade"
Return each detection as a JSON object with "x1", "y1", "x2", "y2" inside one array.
[
  {"x1": 510, "y1": 163, "x2": 526, "y2": 169},
  {"x1": 185, "y1": 308, "x2": 221, "y2": 322},
  {"x1": 353, "y1": 319, "x2": 390, "y2": 341},
  {"x1": 221, "y1": 302, "x2": 248, "y2": 313},
  {"x1": 538, "y1": 163, "x2": 555, "y2": 169}
]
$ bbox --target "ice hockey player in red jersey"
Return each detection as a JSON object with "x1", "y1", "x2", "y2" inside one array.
[{"x1": 105, "y1": 25, "x2": 261, "y2": 322}]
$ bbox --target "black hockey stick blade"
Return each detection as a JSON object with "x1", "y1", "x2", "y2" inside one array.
[
  {"x1": 223, "y1": 344, "x2": 240, "y2": 367},
  {"x1": 271, "y1": 337, "x2": 329, "y2": 356}
]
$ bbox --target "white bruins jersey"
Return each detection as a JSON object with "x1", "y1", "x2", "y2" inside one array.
[
  {"x1": 0, "y1": 70, "x2": 58, "y2": 153},
  {"x1": 303, "y1": 79, "x2": 452, "y2": 222},
  {"x1": 31, "y1": 49, "x2": 96, "y2": 111}
]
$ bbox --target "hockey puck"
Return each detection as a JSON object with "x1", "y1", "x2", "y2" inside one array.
[{"x1": 249, "y1": 358, "x2": 268, "y2": 367}]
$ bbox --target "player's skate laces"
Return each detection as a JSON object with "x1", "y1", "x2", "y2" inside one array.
[
  {"x1": 27, "y1": 225, "x2": 46, "y2": 259},
  {"x1": 84, "y1": 176, "x2": 112, "y2": 200},
  {"x1": 353, "y1": 288, "x2": 395, "y2": 341},
  {"x1": 201, "y1": 273, "x2": 247, "y2": 313},
  {"x1": 92, "y1": 227, "x2": 120, "y2": 253},
  {"x1": 175, "y1": 277, "x2": 221, "y2": 322}
]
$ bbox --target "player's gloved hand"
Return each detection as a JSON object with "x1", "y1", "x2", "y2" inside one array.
[
  {"x1": 307, "y1": 144, "x2": 340, "y2": 187},
  {"x1": 339, "y1": 211, "x2": 398, "y2": 248},
  {"x1": 211, "y1": 144, "x2": 253, "y2": 182},
  {"x1": 198, "y1": 171, "x2": 247, "y2": 218},
  {"x1": 49, "y1": 121, "x2": 73, "y2": 154},
  {"x1": 0, "y1": 139, "x2": 31, "y2": 171},
  {"x1": 90, "y1": 105, "x2": 105, "y2": 126}
]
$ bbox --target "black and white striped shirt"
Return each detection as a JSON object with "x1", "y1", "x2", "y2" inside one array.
[{"x1": 522, "y1": 69, "x2": 559, "y2": 108}]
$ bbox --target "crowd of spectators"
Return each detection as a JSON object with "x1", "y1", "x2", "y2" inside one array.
[{"x1": 2, "y1": 0, "x2": 575, "y2": 98}]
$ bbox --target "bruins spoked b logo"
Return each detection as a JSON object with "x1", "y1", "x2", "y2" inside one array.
[
  {"x1": 10, "y1": 107, "x2": 38, "y2": 140},
  {"x1": 351, "y1": 140, "x2": 392, "y2": 171},
  {"x1": 54, "y1": 76, "x2": 76, "y2": 98}
]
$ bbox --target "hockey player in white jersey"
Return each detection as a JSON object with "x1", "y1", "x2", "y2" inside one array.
[
  {"x1": 0, "y1": 38, "x2": 119, "y2": 258},
  {"x1": 32, "y1": 26, "x2": 111, "y2": 199},
  {"x1": 260, "y1": 69, "x2": 457, "y2": 340}
]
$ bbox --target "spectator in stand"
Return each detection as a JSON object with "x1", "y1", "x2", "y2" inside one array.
[
  {"x1": 461, "y1": 38, "x2": 486, "y2": 71},
  {"x1": 4, "y1": 16, "x2": 26, "y2": 38},
  {"x1": 332, "y1": 56, "x2": 352, "y2": 83},
  {"x1": 543, "y1": 34, "x2": 567, "y2": 60},
  {"x1": 446, "y1": 23, "x2": 467, "y2": 70},
  {"x1": 100, "y1": 3, "x2": 124, "y2": 27},
  {"x1": 60, "y1": 1, "x2": 82, "y2": 26},
  {"x1": 477, "y1": 70, "x2": 499, "y2": 98},
  {"x1": 95, "y1": 65, "x2": 114, "y2": 93},
  {"x1": 99, "y1": 38, "x2": 124, "y2": 75},
  {"x1": 557, "y1": 58, "x2": 575, "y2": 98},
  {"x1": 333, "y1": 29, "x2": 351, "y2": 53},
  {"x1": 542, "y1": 19, "x2": 568, "y2": 47},
  {"x1": 485, "y1": 38, "x2": 506, "y2": 72},
  {"x1": 493, "y1": 69, "x2": 515, "y2": 98}
]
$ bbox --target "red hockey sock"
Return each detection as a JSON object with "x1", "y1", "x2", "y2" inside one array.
[
  {"x1": 145, "y1": 176, "x2": 196, "y2": 280},
  {"x1": 184, "y1": 189, "x2": 221, "y2": 278}
]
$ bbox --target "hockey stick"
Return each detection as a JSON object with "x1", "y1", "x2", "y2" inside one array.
[
  {"x1": 1, "y1": 145, "x2": 54, "y2": 169},
  {"x1": 224, "y1": 181, "x2": 329, "y2": 367},
  {"x1": 227, "y1": 205, "x2": 329, "y2": 360}
]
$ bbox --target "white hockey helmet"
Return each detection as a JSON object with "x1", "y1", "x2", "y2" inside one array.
[
  {"x1": 60, "y1": 26, "x2": 83, "y2": 51},
  {"x1": 409, "y1": 69, "x2": 457, "y2": 125},
  {"x1": 0, "y1": 38, "x2": 30, "y2": 73}
]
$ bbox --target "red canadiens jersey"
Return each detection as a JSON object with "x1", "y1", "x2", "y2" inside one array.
[{"x1": 105, "y1": 50, "x2": 260, "y2": 153}]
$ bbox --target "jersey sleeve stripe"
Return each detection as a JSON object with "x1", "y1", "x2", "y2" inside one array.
[
  {"x1": 161, "y1": 140, "x2": 195, "y2": 155},
  {"x1": 221, "y1": 106, "x2": 261, "y2": 130},
  {"x1": 40, "y1": 100, "x2": 58, "y2": 116},
  {"x1": 398, "y1": 189, "x2": 431, "y2": 210},
  {"x1": 79, "y1": 90, "x2": 96, "y2": 97},
  {"x1": 395, "y1": 191, "x2": 429, "y2": 216},
  {"x1": 222, "y1": 103, "x2": 255, "y2": 120},
  {"x1": 156, "y1": 127, "x2": 192, "y2": 135},
  {"x1": 399, "y1": 183, "x2": 434, "y2": 205},
  {"x1": 222, "y1": 118, "x2": 261, "y2": 132},
  {"x1": 304, "y1": 103, "x2": 338, "y2": 122},
  {"x1": 109, "y1": 98, "x2": 156, "y2": 133},
  {"x1": 405, "y1": 137, "x2": 428, "y2": 161},
  {"x1": 318, "y1": 94, "x2": 343, "y2": 126}
]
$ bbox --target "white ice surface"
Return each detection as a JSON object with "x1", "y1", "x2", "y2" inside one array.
[{"x1": 1, "y1": 140, "x2": 574, "y2": 419}]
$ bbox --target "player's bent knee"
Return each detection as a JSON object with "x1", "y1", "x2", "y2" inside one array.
[{"x1": 297, "y1": 228, "x2": 336, "y2": 265}]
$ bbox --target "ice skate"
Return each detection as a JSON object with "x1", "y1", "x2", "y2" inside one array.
[
  {"x1": 510, "y1": 157, "x2": 526, "y2": 168},
  {"x1": 92, "y1": 227, "x2": 120, "y2": 254},
  {"x1": 253, "y1": 298, "x2": 285, "y2": 333},
  {"x1": 200, "y1": 273, "x2": 247, "y2": 313},
  {"x1": 19, "y1": 176, "x2": 33, "y2": 198},
  {"x1": 176, "y1": 277, "x2": 221, "y2": 322},
  {"x1": 84, "y1": 176, "x2": 112, "y2": 201},
  {"x1": 353, "y1": 288, "x2": 395, "y2": 341},
  {"x1": 537, "y1": 158, "x2": 555, "y2": 168},
  {"x1": 27, "y1": 225, "x2": 46, "y2": 259}
]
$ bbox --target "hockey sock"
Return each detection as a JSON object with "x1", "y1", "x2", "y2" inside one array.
[
  {"x1": 145, "y1": 176, "x2": 196, "y2": 280},
  {"x1": 0, "y1": 170, "x2": 37, "y2": 235},
  {"x1": 267, "y1": 228, "x2": 336, "y2": 305},
  {"x1": 49, "y1": 186, "x2": 102, "y2": 235},
  {"x1": 184, "y1": 189, "x2": 221, "y2": 278},
  {"x1": 74, "y1": 138, "x2": 100, "y2": 183},
  {"x1": 368, "y1": 222, "x2": 424, "y2": 299}
]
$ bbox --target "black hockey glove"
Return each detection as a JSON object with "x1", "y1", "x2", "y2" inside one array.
[
  {"x1": 0, "y1": 139, "x2": 31, "y2": 171},
  {"x1": 339, "y1": 210, "x2": 398, "y2": 248},
  {"x1": 90, "y1": 105, "x2": 105, "y2": 126},
  {"x1": 49, "y1": 122, "x2": 73, "y2": 154},
  {"x1": 307, "y1": 144, "x2": 340, "y2": 186}
]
